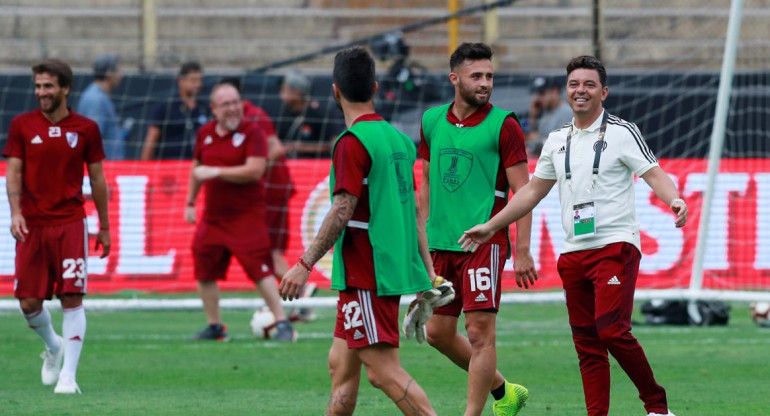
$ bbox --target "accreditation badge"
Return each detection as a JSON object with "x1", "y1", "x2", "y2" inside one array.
[{"x1": 572, "y1": 201, "x2": 596, "y2": 239}]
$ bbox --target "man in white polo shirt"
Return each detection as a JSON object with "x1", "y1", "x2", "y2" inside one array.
[{"x1": 458, "y1": 55, "x2": 687, "y2": 416}]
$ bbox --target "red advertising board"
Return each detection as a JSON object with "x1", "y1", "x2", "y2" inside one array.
[{"x1": 1, "y1": 159, "x2": 769, "y2": 294}]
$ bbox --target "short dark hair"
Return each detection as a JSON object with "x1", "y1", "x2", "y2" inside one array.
[
  {"x1": 566, "y1": 55, "x2": 607, "y2": 86},
  {"x1": 218, "y1": 76, "x2": 242, "y2": 93},
  {"x1": 31, "y1": 59, "x2": 73, "y2": 89},
  {"x1": 449, "y1": 42, "x2": 493, "y2": 71},
  {"x1": 93, "y1": 54, "x2": 119, "y2": 80},
  {"x1": 333, "y1": 47, "x2": 375, "y2": 103},
  {"x1": 179, "y1": 61, "x2": 202, "y2": 77}
]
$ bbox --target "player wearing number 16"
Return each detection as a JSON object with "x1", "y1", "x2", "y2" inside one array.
[
  {"x1": 3, "y1": 59, "x2": 111, "y2": 395},
  {"x1": 460, "y1": 56, "x2": 687, "y2": 416},
  {"x1": 279, "y1": 47, "x2": 440, "y2": 416},
  {"x1": 418, "y1": 43, "x2": 537, "y2": 416}
]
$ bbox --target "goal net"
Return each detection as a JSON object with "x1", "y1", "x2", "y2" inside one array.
[{"x1": 0, "y1": 0, "x2": 768, "y2": 310}]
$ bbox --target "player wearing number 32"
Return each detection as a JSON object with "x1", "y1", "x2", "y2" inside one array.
[
  {"x1": 460, "y1": 56, "x2": 687, "y2": 416},
  {"x1": 279, "y1": 47, "x2": 449, "y2": 416},
  {"x1": 3, "y1": 59, "x2": 111, "y2": 395}
]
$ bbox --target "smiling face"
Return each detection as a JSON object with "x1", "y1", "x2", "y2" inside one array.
[
  {"x1": 34, "y1": 72, "x2": 69, "y2": 115},
  {"x1": 210, "y1": 84, "x2": 243, "y2": 131},
  {"x1": 566, "y1": 68, "x2": 608, "y2": 125},
  {"x1": 451, "y1": 59, "x2": 493, "y2": 109}
]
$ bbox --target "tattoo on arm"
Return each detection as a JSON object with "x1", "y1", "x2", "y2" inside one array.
[{"x1": 302, "y1": 192, "x2": 358, "y2": 266}]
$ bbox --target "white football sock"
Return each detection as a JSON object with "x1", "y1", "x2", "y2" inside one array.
[
  {"x1": 61, "y1": 305, "x2": 86, "y2": 379},
  {"x1": 23, "y1": 308, "x2": 61, "y2": 352}
]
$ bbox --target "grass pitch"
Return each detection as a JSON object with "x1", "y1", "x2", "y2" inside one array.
[{"x1": 1, "y1": 297, "x2": 767, "y2": 415}]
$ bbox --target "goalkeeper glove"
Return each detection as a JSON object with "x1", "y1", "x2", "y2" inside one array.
[
  {"x1": 402, "y1": 276, "x2": 455, "y2": 344},
  {"x1": 402, "y1": 297, "x2": 432, "y2": 344},
  {"x1": 422, "y1": 276, "x2": 455, "y2": 308}
]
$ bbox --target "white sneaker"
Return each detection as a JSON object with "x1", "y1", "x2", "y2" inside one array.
[
  {"x1": 647, "y1": 411, "x2": 676, "y2": 416},
  {"x1": 40, "y1": 336, "x2": 64, "y2": 386},
  {"x1": 54, "y1": 375, "x2": 81, "y2": 394}
]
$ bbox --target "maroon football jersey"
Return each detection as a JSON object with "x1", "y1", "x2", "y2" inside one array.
[
  {"x1": 193, "y1": 120, "x2": 268, "y2": 222},
  {"x1": 243, "y1": 100, "x2": 294, "y2": 204},
  {"x1": 3, "y1": 109, "x2": 105, "y2": 226}
]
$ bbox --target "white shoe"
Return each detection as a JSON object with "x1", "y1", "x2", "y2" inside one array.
[
  {"x1": 647, "y1": 411, "x2": 676, "y2": 416},
  {"x1": 54, "y1": 375, "x2": 82, "y2": 394},
  {"x1": 40, "y1": 336, "x2": 64, "y2": 386}
]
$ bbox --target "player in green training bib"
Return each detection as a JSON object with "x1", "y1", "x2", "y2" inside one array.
[
  {"x1": 417, "y1": 42, "x2": 538, "y2": 416},
  {"x1": 279, "y1": 47, "x2": 443, "y2": 416}
]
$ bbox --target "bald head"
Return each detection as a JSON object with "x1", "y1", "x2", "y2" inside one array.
[{"x1": 210, "y1": 83, "x2": 243, "y2": 131}]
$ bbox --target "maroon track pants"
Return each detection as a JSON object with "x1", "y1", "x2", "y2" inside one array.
[{"x1": 557, "y1": 242, "x2": 668, "y2": 416}]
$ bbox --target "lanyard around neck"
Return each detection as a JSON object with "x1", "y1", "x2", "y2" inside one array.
[{"x1": 565, "y1": 111, "x2": 609, "y2": 187}]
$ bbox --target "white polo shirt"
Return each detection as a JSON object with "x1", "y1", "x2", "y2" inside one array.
[{"x1": 534, "y1": 109, "x2": 658, "y2": 253}]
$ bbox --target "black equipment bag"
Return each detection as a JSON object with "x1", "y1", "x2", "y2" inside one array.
[{"x1": 640, "y1": 300, "x2": 730, "y2": 326}]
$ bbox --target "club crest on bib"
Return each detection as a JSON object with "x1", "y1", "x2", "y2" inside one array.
[
  {"x1": 66, "y1": 132, "x2": 79, "y2": 148},
  {"x1": 204, "y1": 135, "x2": 213, "y2": 145},
  {"x1": 389, "y1": 152, "x2": 411, "y2": 203},
  {"x1": 232, "y1": 132, "x2": 245, "y2": 147},
  {"x1": 438, "y1": 148, "x2": 473, "y2": 193}
]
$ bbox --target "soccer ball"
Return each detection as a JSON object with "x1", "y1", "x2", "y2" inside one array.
[
  {"x1": 250, "y1": 307, "x2": 276, "y2": 339},
  {"x1": 749, "y1": 302, "x2": 770, "y2": 327}
]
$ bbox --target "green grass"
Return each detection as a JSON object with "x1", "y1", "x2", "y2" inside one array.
[{"x1": 1, "y1": 298, "x2": 768, "y2": 415}]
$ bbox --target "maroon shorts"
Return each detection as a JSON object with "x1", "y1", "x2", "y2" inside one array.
[
  {"x1": 265, "y1": 204, "x2": 289, "y2": 252},
  {"x1": 14, "y1": 219, "x2": 88, "y2": 300},
  {"x1": 431, "y1": 244, "x2": 506, "y2": 316},
  {"x1": 333, "y1": 288, "x2": 401, "y2": 349},
  {"x1": 557, "y1": 242, "x2": 641, "y2": 337},
  {"x1": 192, "y1": 219, "x2": 273, "y2": 282}
]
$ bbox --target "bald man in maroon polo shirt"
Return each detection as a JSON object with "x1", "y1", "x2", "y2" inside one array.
[{"x1": 184, "y1": 82, "x2": 295, "y2": 342}]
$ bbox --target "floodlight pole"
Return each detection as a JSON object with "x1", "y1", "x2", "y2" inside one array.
[
  {"x1": 448, "y1": 0, "x2": 460, "y2": 55},
  {"x1": 689, "y1": 0, "x2": 744, "y2": 313},
  {"x1": 592, "y1": 0, "x2": 604, "y2": 60},
  {"x1": 141, "y1": 0, "x2": 157, "y2": 71}
]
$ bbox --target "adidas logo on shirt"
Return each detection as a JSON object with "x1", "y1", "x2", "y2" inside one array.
[
  {"x1": 607, "y1": 276, "x2": 621, "y2": 285},
  {"x1": 353, "y1": 329, "x2": 364, "y2": 340},
  {"x1": 557, "y1": 145, "x2": 566, "y2": 154},
  {"x1": 475, "y1": 293, "x2": 488, "y2": 302},
  {"x1": 31, "y1": 135, "x2": 43, "y2": 144}
]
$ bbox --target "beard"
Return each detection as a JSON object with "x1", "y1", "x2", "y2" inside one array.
[
  {"x1": 39, "y1": 94, "x2": 64, "y2": 114},
  {"x1": 458, "y1": 81, "x2": 491, "y2": 108},
  {"x1": 223, "y1": 118, "x2": 240, "y2": 131}
]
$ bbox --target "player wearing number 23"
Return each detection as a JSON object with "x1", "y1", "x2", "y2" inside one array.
[
  {"x1": 460, "y1": 56, "x2": 687, "y2": 416},
  {"x1": 3, "y1": 59, "x2": 111, "y2": 395}
]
